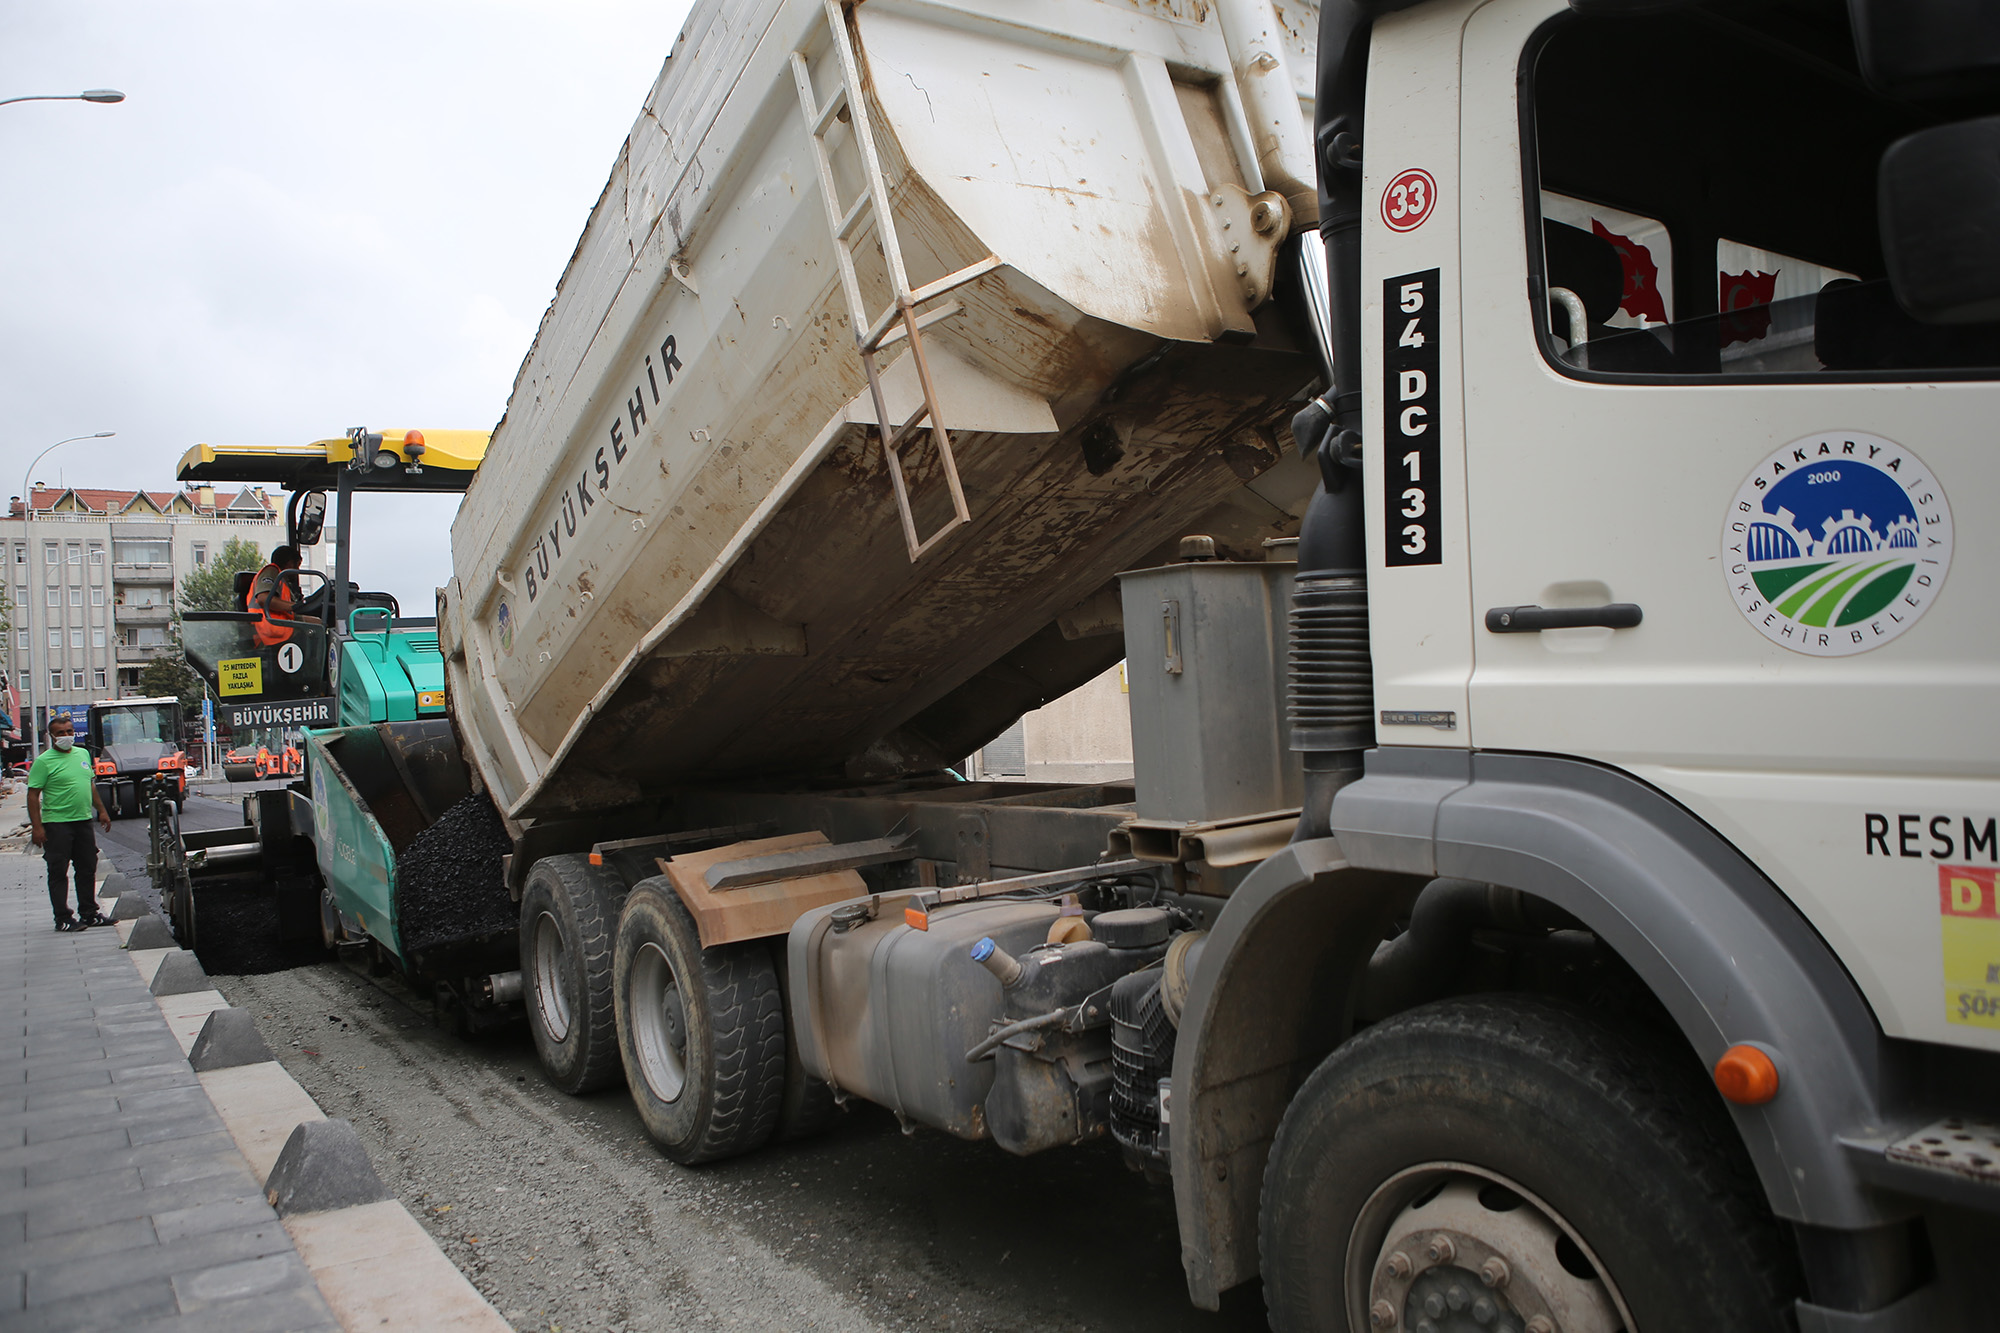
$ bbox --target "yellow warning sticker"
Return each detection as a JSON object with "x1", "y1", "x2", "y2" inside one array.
[
  {"x1": 417, "y1": 690, "x2": 445, "y2": 710},
  {"x1": 1941, "y1": 865, "x2": 2000, "y2": 1028},
  {"x1": 217, "y1": 657, "x2": 264, "y2": 697}
]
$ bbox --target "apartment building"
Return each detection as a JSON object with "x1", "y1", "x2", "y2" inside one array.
[{"x1": 2, "y1": 481, "x2": 322, "y2": 736}]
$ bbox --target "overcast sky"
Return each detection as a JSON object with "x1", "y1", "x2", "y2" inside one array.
[{"x1": 4, "y1": 0, "x2": 696, "y2": 610}]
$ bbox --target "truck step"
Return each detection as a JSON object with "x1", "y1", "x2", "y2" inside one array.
[{"x1": 1884, "y1": 1116, "x2": 2000, "y2": 1184}]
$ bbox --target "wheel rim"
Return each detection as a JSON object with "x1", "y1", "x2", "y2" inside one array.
[
  {"x1": 630, "y1": 940, "x2": 689, "y2": 1103},
  {"x1": 531, "y1": 911, "x2": 572, "y2": 1042},
  {"x1": 1347, "y1": 1164, "x2": 1634, "y2": 1333}
]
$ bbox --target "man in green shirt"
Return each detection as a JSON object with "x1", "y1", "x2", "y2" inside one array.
[{"x1": 28, "y1": 714, "x2": 113, "y2": 932}]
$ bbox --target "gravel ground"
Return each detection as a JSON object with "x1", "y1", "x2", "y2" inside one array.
[{"x1": 213, "y1": 959, "x2": 1272, "y2": 1333}]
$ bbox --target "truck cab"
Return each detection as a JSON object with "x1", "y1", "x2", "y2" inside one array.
[{"x1": 1176, "y1": 1, "x2": 2000, "y2": 1328}]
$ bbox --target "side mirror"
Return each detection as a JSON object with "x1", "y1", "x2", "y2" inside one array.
[
  {"x1": 1879, "y1": 116, "x2": 2000, "y2": 325},
  {"x1": 293, "y1": 491, "x2": 327, "y2": 547}
]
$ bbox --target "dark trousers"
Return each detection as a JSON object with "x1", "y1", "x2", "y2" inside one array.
[{"x1": 44, "y1": 820, "x2": 98, "y2": 921}]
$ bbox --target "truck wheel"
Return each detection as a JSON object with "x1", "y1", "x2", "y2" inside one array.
[
  {"x1": 769, "y1": 939, "x2": 839, "y2": 1142},
  {"x1": 118, "y1": 783, "x2": 142, "y2": 821},
  {"x1": 613, "y1": 878, "x2": 785, "y2": 1164},
  {"x1": 1259, "y1": 994, "x2": 1797, "y2": 1333},
  {"x1": 519, "y1": 854, "x2": 625, "y2": 1095}
]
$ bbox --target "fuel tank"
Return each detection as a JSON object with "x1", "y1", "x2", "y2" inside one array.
[{"x1": 787, "y1": 897, "x2": 1061, "y2": 1140}]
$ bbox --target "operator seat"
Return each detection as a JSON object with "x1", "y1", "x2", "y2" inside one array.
[{"x1": 297, "y1": 579, "x2": 400, "y2": 627}]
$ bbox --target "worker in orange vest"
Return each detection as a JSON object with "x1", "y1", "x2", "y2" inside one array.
[{"x1": 246, "y1": 546, "x2": 322, "y2": 646}]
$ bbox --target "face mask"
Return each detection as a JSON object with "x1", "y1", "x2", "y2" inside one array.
[{"x1": 52, "y1": 736, "x2": 73, "y2": 751}]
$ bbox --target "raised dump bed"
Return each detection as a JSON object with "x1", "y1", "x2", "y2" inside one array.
[{"x1": 442, "y1": 0, "x2": 1325, "y2": 821}]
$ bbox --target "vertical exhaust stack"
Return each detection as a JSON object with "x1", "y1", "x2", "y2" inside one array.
[{"x1": 1289, "y1": 0, "x2": 1380, "y2": 841}]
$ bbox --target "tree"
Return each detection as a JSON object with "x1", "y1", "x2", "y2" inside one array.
[
  {"x1": 175, "y1": 536, "x2": 266, "y2": 614},
  {"x1": 138, "y1": 653, "x2": 205, "y2": 717}
]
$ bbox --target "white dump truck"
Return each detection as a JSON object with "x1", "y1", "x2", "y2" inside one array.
[{"x1": 430, "y1": 0, "x2": 2000, "y2": 1327}]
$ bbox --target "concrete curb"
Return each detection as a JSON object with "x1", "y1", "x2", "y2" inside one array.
[
  {"x1": 151, "y1": 948, "x2": 212, "y2": 996},
  {"x1": 117, "y1": 943, "x2": 510, "y2": 1331},
  {"x1": 190, "y1": 1006, "x2": 278, "y2": 1070},
  {"x1": 265, "y1": 1121, "x2": 393, "y2": 1216},
  {"x1": 124, "y1": 911, "x2": 176, "y2": 950}
]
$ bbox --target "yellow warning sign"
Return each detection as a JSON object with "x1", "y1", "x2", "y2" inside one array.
[
  {"x1": 217, "y1": 657, "x2": 264, "y2": 697},
  {"x1": 1941, "y1": 865, "x2": 2000, "y2": 1029},
  {"x1": 417, "y1": 690, "x2": 445, "y2": 710}
]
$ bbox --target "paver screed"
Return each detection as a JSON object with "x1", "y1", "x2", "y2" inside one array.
[{"x1": 0, "y1": 840, "x2": 339, "y2": 1333}]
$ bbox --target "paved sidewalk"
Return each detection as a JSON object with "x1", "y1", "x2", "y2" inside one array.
[{"x1": 1, "y1": 809, "x2": 339, "y2": 1332}]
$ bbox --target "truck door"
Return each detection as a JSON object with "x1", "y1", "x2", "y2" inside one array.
[{"x1": 1453, "y1": 1, "x2": 2000, "y2": 1052}]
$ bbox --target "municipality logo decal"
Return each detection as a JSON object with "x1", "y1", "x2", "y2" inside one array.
[{"x1": 1724, "y1": 432, "x2": 1952, "y2": 656}]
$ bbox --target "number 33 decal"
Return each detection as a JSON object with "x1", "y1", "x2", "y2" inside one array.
[{"x1": 1381, "y1": 168, "x2": 1437, "y2": 233}]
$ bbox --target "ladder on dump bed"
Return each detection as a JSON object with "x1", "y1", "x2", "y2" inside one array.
[{"x1": 790, "y1": 0, "x2": 1002, "y2": 563}]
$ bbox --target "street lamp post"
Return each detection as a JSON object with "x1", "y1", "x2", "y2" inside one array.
[
  {"x1": 0, "y1": 90, "x2": 125, "y2": 108},
  {"x1": 20, "y1": 432, "x2": 116, "y2": 759}
]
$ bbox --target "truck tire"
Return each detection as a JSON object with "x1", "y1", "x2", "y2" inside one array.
[
  {"x1": 769, "y1": 938, "x2": 839, "y2": 1143},
  {"x1": 613, "y1": 878, "x2": 785, "y2": 1164},
  {"x1": 519, "y1": 854, "x2": 625, "y2": 1095},
  {"x1": 1259, "y1": 994, "x2": 1797, "y2": 1333},
  {"x1": 118, "y1": 782, "x2": 141, "y2": 821}
]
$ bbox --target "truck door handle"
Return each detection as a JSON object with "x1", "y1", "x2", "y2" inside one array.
[{"x1": 1484, "y1": 603, "x2": 1642, "y2": 633}]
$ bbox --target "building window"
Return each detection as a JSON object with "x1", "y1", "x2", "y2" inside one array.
[
  {"x1": 48, "y1": 670, "x2": 61, "y2": 692},
  {"x1": 92, "y1": 627, "x2": 104, "y2": 648},
  {"x1": 65, "y1": 545, "x2": 80, "y2": 566},
  {"x1": 68, "y1": 587, "x2": 81, "y2": 607},
  {"x1": 44, "y1": 587, "x2": 57, "y2": 608},
  {"x1": 93, "y1": 668, "x2": 106, "y2": 690},
  {"x1": 87, "y1": 544, "x2": 103, "y2": 565},
  {"x1": 16, "y1": 672, "x2": 26, "y2": 695},
  {"x1": 113, "y1": 541, "x2": 169, "y2": 565},
  {"x1": 46, "y1": 628, "x2": 58, "y2": 650},
  {"x1": 89, "y1": 588, "x2": 103, "y2": 607},
  {"x1": 71, "y1": 670, "x2": 84, "y2": 690},
  {"x1": 11, "y1": 545, "x2": 22, "y2": 565},
  {"x1": 69, "y1": 628, "x2": 81, "y2": 650},
  {"x1": 193, "y1": 543, "x2": 207, "y2": 566},
  {"x1": 43, "y1": 545, "x2": 57, "y2": 565},
  {"x1": 12, "y1": 631, "x2": 23, "y2": 651}
]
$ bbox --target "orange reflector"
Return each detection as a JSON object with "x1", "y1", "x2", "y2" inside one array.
[
  {"x1": 1714, "y1": 1044, "x2": 1780, "y2": 1106},
  {"x1": 588, "y1": 852, "x2": 603, "y2": 866},
  {"x1": 904, "y1": 906, "x2": 929, "y2": 931}
]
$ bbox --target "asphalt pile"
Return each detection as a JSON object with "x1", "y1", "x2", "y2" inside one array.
[{"x1": 394, "y1": 792, "x2": 515, "y2": 954}]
